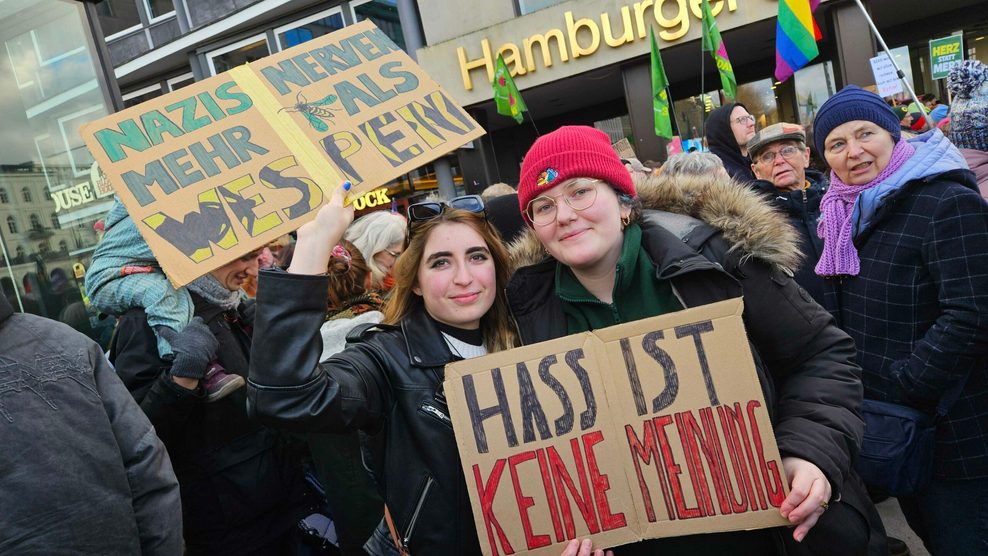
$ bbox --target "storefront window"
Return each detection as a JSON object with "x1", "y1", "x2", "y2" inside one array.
[
  {"x1": 593, "y1": 115, "x2": 633, "y2": 145},
  {"x1": 1, "y1": 0, "x2": 117, "y2": 343},
  {"x1": 674, "y1": 91, "x2": 722, "y2": 143},
  {"x1": 793, "y1": 61, "x2": 836, "y2": 129},
  {"x1": 276, "y1": 7, "x2": 346, "y2": 50},
  {"x1": 889, "y1": 45, "x2": 918, "y2": 104},
  {"x1": 207, "y1": 36, "x2": 270, "y2": 75},
  {"x1": 518, "y1": 0, "x2": 566, "y2": 15},
  {"x1": 352, "y1": 0, "x2": 406, "y2": 51},
  {"x1": 736, "y1": 78, "x2": 778, "y2": 129},
  {"x1": 968, "y1": 33, "x2": 988, "y2": 64}
]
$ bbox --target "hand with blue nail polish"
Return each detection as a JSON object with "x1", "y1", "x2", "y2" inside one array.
[{"x1": 288, "y1": 181, "x2": 356, "y2": 275}]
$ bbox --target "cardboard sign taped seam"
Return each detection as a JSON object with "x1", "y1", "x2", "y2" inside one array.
[{"x1": 444, "y1": 298, "x2": 791, "y2": 556}]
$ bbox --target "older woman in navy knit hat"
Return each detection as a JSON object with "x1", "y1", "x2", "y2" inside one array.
[{"x1": 814, "y1": 85, "x2": 988, "y2": 555}]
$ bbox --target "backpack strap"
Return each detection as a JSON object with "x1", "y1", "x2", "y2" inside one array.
[{"x1": 383, "y1": 505, "x2": 411, "y2": 556}]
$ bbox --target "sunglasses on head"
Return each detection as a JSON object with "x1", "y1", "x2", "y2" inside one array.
[{"x1": 406, "y1": 195, "x2": 486, "y2": 224}]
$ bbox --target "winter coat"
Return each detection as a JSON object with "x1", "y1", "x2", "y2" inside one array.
[
  {"x1": 111, "y1": 293, "x2": 312, "y2": 555},
  {"x1": 506, "y1": 172, "x2": 882, "y2": 555},
  {"x1": 705, "y1": 103, "x2": 757, "y2": 183},
  {"x1": 0, "y1": 295, "x2": 182, "y2": 555},
  {"x1": 312, "y1": 304, "x2": 386, "y2": 555},
  {"x1": 752, "y1": 169, "x2": 828, "y2": 304},
  {"x1": 823, "y1": 130, "x2": 988, "y2": 479},
  {"x1": 959, "y1": 147, "x2": 988, "y2": 199},
  {"x1": 247, "y1": 271, "x2": 483, "y2": 555}
]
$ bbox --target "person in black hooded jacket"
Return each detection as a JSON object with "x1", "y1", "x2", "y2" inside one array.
[{"x1": 706, "y1": 102, "x2": 758, "y2": 183}]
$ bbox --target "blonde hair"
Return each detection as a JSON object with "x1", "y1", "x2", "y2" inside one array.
[
  {"x1": 382, "y1": 209, "x2": 516, "y2": 352},
  {"x1": 343, "y1": 211, "x2": 407, "y2": 287},
  {"x1": 481, "y1": 182, "x2": 516, "y2": 201}
]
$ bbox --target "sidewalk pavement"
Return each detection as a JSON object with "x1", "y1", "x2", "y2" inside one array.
[{"x1": 877, "y1": 498, "x2": 930, "y2": 556}]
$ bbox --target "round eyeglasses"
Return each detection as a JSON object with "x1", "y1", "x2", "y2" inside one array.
[
  {"x1": 755, "y1": 145, "x2": 804, "y2": 165},
  {"x1": 526, "y1": 180, "x2": 599, "y2": 227}
]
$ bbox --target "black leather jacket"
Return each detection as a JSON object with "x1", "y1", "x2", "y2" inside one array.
[{"x1": 247, "y1": 270, "x2": 482, "y2": 555}]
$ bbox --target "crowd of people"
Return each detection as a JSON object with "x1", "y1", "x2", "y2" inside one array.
[{"x1": 2, "y1": 59, "x2": 987, "y2": 556}]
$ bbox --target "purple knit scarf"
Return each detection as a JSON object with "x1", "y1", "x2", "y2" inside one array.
[{"x1": 815, "y1": 138, "x2": 916, "y2": 276}]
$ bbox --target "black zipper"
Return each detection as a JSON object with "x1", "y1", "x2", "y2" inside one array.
[
  {"x1": 418, "y1": 402, "x2": 453, "y2": 429},
  {"x1": 403, "y1": 475, "x2": 435, "y2": 549}
]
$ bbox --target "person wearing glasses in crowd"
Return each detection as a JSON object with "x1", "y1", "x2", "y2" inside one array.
[
  {"x1": 247, "y1": 183, "x2": 516, "y2": 555},
  {"x1": 507, "y1": 126, "x2": 879, "y2": 556},
  {"x1": 706, "y1": 102, "x2": 758, "y2": 183},
  {"x1": 343, "y1": 210, "x2": 408, "y2": 292},
  {"x1": 747, "y1": 122, "x2": 828, "y2": 305}
]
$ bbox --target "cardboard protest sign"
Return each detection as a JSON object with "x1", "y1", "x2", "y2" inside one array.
[
  {"x1": 444, "y1": 299, "x2": 789, "y2": 556},
  {"x1": 81, "y1": 21, "x2": 484, "y2": 287}
]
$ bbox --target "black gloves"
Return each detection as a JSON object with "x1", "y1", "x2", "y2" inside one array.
[{"x1": 158, "y1": 317, "x2": 219, "y2": 379}]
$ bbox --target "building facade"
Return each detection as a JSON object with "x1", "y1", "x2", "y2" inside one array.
[{"x1": 415, "y1": 0, "x2": 988, "y2": 187}]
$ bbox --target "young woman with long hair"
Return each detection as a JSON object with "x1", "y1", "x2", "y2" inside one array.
[{"x1": 247, "y1": 184, "x2": 514, "y2": 555}]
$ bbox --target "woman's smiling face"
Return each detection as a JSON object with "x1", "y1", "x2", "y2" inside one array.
[{"x1": 413, "y1": 222, "x2": 496, "y2": 330}]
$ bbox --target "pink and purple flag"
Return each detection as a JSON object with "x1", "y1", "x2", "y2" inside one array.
[{"x1": 700, "y1": 0, "x2": 737, "y2": 100}]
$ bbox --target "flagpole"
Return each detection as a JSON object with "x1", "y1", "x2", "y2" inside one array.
[
  {"x1": 667, "y1": 83, "x2": 683, "y2": 138},
  {"x1": 700, "y1": 42, "x2": 706, "y2": 142},
  {"x1": 851, "y1": 0, "x2": 933, "y2": 129},
  {"x1": 485, "y1": 128, "x2": 504, "y2": 184},
  {"x1": 525, "y1": 110, "x2": 541, "y2": 137}
]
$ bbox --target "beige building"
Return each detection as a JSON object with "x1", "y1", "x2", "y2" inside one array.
[{"x1": 415, "y1": 0, "x2": 988, "y2": 187}]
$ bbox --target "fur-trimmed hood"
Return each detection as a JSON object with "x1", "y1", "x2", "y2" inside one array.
[{"x1": 507, "y1": 172, "x2": 803, "y2": 273}]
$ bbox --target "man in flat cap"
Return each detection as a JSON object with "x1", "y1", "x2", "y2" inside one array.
[{"x1": 748, "y1": 122, "x2": 827, "y2": 304}]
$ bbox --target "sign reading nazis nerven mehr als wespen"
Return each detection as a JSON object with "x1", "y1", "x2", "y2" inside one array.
[
  {"x1": 444, "y1": 299, "x2": 790, "y2": 556},
  {"x1": 81, "y1": 21, "x2": 484, "y2": 287}
]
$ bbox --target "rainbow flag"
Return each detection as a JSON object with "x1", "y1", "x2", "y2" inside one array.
[{"x1": 774, "y1": 0, "x2": 822, "y2": 82}]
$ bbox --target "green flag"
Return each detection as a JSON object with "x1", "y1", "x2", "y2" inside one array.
[
  {"x1": 492, "y1": 55, "x2": 527, "y2": 124},
  {"x1": 700, "y1": 0, "x2": 737, "y2": 100},
  {"x1": 650, "y1": 28, "x2": 673, "y2": 139}
]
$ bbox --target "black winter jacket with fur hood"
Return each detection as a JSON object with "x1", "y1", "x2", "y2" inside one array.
[{"x1": 507, "y1": 172, "x2": 863, "y2": 508}]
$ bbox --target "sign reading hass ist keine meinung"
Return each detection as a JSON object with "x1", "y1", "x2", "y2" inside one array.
[
  {"x1": 444, "y1": 299, "x2": 790, "y2": 556},
  {"x1": 81, "y1": 20, "x2": 484, "y2": 287}
]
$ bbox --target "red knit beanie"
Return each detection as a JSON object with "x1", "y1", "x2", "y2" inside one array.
[{"x1": 517, "y1": 126, "x2": 636, "y2": 225}]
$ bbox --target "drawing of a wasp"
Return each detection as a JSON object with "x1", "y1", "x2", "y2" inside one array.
[{"x1": 280, "y1": 91, "x2": 341, "y2": 132}]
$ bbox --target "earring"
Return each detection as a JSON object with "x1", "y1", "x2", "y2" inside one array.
[{"x1": 620, "y1": 215, "x2": 631, "y2": 229}]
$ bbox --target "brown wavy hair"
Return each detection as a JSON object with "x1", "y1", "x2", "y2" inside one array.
[
  {"x1": 326, "y1": 239, "x2": 371, "y2": 312},
  {"x1": 382, "y1": 208, "x2": 516, "y2": 352}
]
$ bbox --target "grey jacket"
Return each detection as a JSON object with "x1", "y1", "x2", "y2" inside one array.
[{"x1": 0, "y1": 295, "x2": 182, "y2": 555}]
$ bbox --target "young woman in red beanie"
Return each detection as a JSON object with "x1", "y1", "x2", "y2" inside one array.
[{"x1": 507, "y1": 125, "x2": 880, "y2": 556}]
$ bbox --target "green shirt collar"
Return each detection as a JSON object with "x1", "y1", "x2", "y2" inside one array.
[{"x1": 555, "y1": 223, "x2": 643, "y2": 303}]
